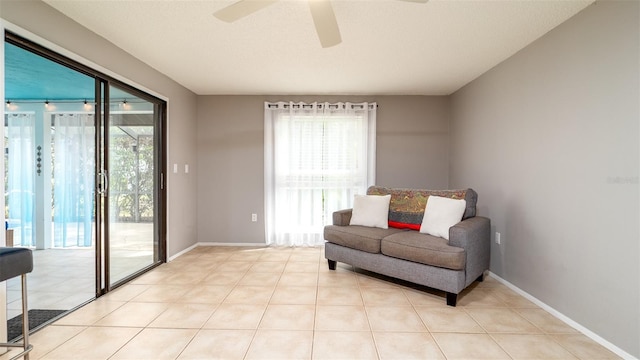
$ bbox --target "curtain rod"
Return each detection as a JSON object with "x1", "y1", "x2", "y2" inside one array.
[{"x1": 266, "y1": 102, "x2": 377, "y2": 110}]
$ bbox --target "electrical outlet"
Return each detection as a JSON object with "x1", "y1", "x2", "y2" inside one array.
[
  {"x1": 495, "y1": 232, "x2": 501, "y2": 245},
  {"x1": 251, "y1": 213, "x2": 257, "y2": 222}
]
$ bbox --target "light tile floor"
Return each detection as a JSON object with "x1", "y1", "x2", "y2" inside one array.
[
  {"x1": 1, "y1": 246, "x2": 622, "y2": 360},
  {"x1": 5, "y1": 248, "x2": 96, "y2": 320},
  {"x1": 6, "y1": 222, "x2": 155, "y2": 319}
]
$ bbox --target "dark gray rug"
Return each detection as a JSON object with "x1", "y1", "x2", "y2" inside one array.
[{"x1": 7, "y1": 309, "x2": 66, "y2": 341}]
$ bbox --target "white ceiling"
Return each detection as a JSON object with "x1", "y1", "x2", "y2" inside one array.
[{"x1": 43, "y1": 0, "x2": 594, "y2": 96}]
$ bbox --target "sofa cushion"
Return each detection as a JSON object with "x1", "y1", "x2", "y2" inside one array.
[
  {"x1": 324, "y1": 225, "x2": 405, "y2": 254},
  {"x1": 350, "y1": 194, "x2": 391, "y2": 229},
  {"x1": 367, "y1": 187, "x2": 477, "y2": 230},
  {"x1": 420, "y1": 196, "x2": 467, "y2": 240},
  {"x1": 381, "y1": 231, "x2": 466, "y2": 270}
]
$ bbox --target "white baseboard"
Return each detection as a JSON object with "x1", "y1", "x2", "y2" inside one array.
[
  {"x1": 488, "y1": 271, "x2": 637, "y2": 360},
  {"x1": 167, "y1": 244, "x2": 198, "y2": 261},
  {"x1": 196, "y1": 242, "x2": 267, "y2": 247}
]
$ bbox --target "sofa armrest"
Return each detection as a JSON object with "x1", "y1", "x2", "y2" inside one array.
[
  {"x1": 332, "y1": 209, "x2": 353, "y2": 226},
  {"x1": 449, "y1": 216, "x2": 491, "y2": 286}
]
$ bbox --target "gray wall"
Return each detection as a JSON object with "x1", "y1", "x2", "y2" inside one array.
[
  {"x1": 4, "y1": 0, "x2": 638, "y2": 356},
  {"x1": 450, "y1": 1, "x2": 639, "y2": 357},
  {"x1": 0, "y1": 0, "x2": 200, "y2": 257},
  {"x1": 196, "y1": 95, "x2": 450, "y2": 244}
]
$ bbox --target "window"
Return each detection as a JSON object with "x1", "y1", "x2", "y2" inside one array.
[{"x1": 264, "y1": 102, "x2": 376, "y2": 246}]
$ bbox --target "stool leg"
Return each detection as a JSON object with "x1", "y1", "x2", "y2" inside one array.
[
  {"x1": 2, "y1": 273, "x2": 32, "y2": 360},
  {"x1": 21, "y1": 274, "x2": 29, "y2": 360}
]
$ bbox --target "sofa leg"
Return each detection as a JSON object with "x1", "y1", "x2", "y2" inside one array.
[
  {"x1": 446, "y1": 292, "x2": 458, "y2": 307},
  {"x1": 476, "y1": 273, "x2": 485, "y2": 282},
  {"x1": 328, "y1": 260, "x2": 337, "y2": 270}
]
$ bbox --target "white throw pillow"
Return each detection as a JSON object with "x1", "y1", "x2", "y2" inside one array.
[
  {"x1": 419, "y1": 196, "x2": 467, "y2": 240},
  {"x1": 349, "y1": 194, "x2": 391, "y2": 229}
]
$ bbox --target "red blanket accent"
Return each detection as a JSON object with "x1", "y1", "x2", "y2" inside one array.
[{"x1": 388, "y1": 220, "x2": 421, "y2": 231}]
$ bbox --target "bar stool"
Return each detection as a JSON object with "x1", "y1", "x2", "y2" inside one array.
[{"x1": 0, "y1": 247, "x2": 33, "y2": 360}]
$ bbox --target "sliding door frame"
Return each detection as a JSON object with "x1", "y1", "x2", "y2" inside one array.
[
  {"x1": 5, "y1": 31, "x2": 167, "y2": 297},
  {"x1": 103, "y1": 80, "x2": 167, "y2": 291}
]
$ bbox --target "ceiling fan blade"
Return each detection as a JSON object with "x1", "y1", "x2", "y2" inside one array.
[
  {"x1": 308, "y1": 0, "x2": 342, "y2": 48},
  {"x1": 214, "y1": 0, "x2": 279, "y2": 22}
]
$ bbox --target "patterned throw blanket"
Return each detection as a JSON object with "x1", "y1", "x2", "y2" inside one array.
[{"x1": 366, "y1": 186, "x2": 470, "y2": 230}]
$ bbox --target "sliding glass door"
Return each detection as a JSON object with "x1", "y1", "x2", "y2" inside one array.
[
  {"x1": 3, "y1": 32, "x2": 166, "y2": 334},
  {"x1": 4, "y1": 39, "x2": 98, "y2": 332},
  {"x1": 106, "y1": 85, "x2": 161, "y2": 286}
]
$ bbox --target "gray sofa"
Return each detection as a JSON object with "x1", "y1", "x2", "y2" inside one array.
[{"x1": 324, "y1": 187, "x2": 490, "y2": 306}]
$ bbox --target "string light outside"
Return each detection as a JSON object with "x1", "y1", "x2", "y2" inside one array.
[{"x1": 2, "y1": 99, "x2": 139, "y2": 109}]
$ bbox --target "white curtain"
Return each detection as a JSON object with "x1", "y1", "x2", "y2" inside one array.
[
  {"x1": 53, "y1": 113, "x2": 96, "y2": 247},
  {"x1": 264, "y1": 102, "x2": 376, "y2": 246},
  {"x1": 6, "y1": 113, "x2": 36, "y2": 247}
]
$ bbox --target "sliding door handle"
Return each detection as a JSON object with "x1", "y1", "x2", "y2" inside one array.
[{"x1": 98, "y1": 171, "x2": 109, "y2": 195}]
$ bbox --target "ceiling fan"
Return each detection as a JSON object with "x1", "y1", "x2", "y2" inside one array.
[{"x1": 214, "y1": 0, "x2": 428, "y2": 48}]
